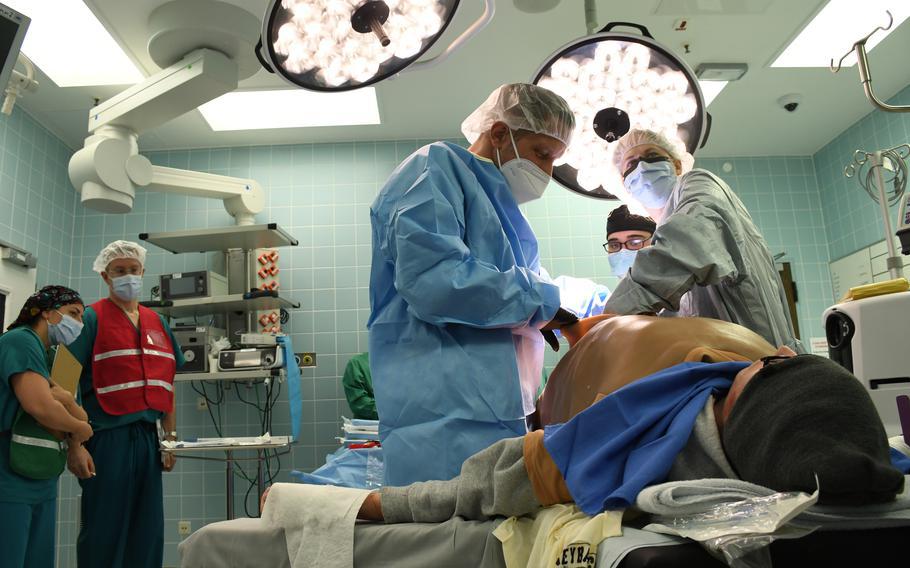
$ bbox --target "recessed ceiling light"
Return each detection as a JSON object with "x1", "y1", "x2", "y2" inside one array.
[
  {"x1": 4, "y1": 0, "x2": 142, "y2": 87},
  {"x1": 772, "y1": 0, "x2": 910, "y2": 68},
  {"x1": 699, "y1": 81, "x2": 728, "y2": 106},
  {"x1": 198, "y1": 88, "x2": 382, "y2": 131}
]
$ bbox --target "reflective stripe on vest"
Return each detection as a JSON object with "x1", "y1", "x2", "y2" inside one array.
[
  {"x1": 96, "y1": 379, "x2": 175, "y2": 395},
  {"x1": 11, "y1": 434, "x2": 62, "y2": 451},
  {"x1": 94, "y1": 348, "x2": 175, "y2": 362},
  {"x1": 143, "y1": 348, "x2": 175, "y2": 361}
]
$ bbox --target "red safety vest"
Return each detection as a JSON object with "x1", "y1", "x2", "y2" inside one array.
[{"x1": 91, "y1": 299, "x2": 176, "y2": 415}]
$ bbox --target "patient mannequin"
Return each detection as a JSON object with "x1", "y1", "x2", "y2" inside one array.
[
  {"x1": 535, "y1": 314, "x2": 777, "y2": 427},
  {"x1": 264, "y1": 315, "x2": 904, "y2": 522}
]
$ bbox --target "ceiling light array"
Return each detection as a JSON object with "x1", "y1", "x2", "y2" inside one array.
[
  {"x1": 272, "y1": 0, "x2": 445, "y2": 88},
  {"x1": 537, "y1": 40, "x2": 697, "y2": 193}
]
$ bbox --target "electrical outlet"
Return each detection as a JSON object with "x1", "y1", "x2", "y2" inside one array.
[
  {"x1": 196, "y1": 396, "x2": 207, "y2": 411},
  {"x1": 296, "y1": 352, "x2": 316, "y2": 367},
  {"x1": 178, "y1": 520, "x2": 191, "y2": 536}
]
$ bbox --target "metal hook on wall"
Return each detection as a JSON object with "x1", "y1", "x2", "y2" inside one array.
[{"x1": 830, "y1": 10, "x2": 910, "y2": 113}]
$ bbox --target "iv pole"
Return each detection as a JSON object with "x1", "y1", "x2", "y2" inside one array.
[{"x1": 844, "y1": 145, "x2": 910, "y2": 280}]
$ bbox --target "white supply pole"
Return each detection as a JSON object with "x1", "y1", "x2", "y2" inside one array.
[{"x1": 871, "y1": 151, "x2": 903, "y2": 279}]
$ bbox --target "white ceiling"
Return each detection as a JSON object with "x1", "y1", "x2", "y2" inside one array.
[{"x1": 17, "y1": 0, "x2": 910, "y2": 157}]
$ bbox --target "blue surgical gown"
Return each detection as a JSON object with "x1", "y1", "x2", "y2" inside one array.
[
  {"x1": 605, "y1": 169, "x2": 802, "y2": 352},
  {"x1": 368, "y1": 141, "x2": 562, "y2": 486}
]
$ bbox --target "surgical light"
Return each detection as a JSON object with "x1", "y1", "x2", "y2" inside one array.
[
  {"x1": 531, "y1": 23, "x2": 709, "y2": 200},
  {"x1": 257, "y1": 0, "x2": 462, "y2": 92}
]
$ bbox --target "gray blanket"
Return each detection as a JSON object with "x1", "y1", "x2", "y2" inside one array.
[{"x1": 178, "y1": 517, "x2": 507, "y2": 568}]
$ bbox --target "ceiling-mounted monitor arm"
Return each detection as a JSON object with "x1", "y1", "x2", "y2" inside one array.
[
  {"x1": 67, "y1": 0, "x2": 264, "y2": 225},
  {"x1": 2, "y1": 54, "x2": 39, "y2": 116},
  {"x1": 68, "y1": 48, "x2": 263, "y2": 225}
]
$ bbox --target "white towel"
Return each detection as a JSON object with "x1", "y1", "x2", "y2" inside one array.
[{"x1": 261, "y1": 482, "x2": 370, "y2": 568}]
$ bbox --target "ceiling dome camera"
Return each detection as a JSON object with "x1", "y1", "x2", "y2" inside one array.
[{"x1": 777, "y1": 93, "x2": 802, "y2": 113}]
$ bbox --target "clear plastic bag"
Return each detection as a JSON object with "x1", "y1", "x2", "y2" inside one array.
[
  {"x1": 702, "y1": 525, "x2": 816, "y2": 568},
  {"x1": 644, "y1": 488, "x2": 819, "y2": 567}
]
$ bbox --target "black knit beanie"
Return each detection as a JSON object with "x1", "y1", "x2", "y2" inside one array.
[
  {"x1": 606, "y1": 205, "x2": 656, "y2": 236},
  {"x1": 722, "y1": 355, "x2": 905, "y2": 505}
]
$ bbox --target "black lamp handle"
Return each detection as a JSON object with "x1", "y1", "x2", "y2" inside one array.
[
  {"x1": 255, "y1": 37, "x2": 274, "y2": 74},
  {"x1": 598, "y1": 22, "x2": 654, "y2": 39},
  {"x1": 700, "y1": 112, "x2": 713, "y2": 149}
]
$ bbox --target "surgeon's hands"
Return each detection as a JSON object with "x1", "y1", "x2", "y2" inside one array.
[
  {"x1": 541, "y1": 308, "x2": 580, "y2": 351},
  {"x1": 560, "y1": 314, "x2": 617, "y2": 349},
  {"x1": 67, "y1": 444, "x2": 96, "y2": 479}
]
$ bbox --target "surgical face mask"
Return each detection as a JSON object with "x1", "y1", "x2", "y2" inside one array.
[
  {"x1": 496, "y1": 130, "x2": 551, "y2": 204},
  {"x1": 623, "y1": 160, "x2": 678, "y2": 210},
  {"x1": 48, "y1": 311, "x2": 84, "y2": 346},
  {"x1": 111, "y1": 274, "x2": 143, "y2": 301},
  {"x1": 608, "y1": 249, "x2": 638, "y2": 278}
]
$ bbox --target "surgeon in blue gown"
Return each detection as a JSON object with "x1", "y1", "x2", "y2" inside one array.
[{"x1": 369, "y1": 83, "x2": 602, "y2": 486}]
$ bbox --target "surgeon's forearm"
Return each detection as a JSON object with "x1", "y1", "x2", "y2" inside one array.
[
  {"x1": 603, "y1": 277, "x2": 670, "y2": 315},
  {"x1": 379, "y1": 436, "x2": 541, "y2": 523}
]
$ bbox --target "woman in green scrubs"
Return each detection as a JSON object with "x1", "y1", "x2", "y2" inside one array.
[{"x1": 0, "y1": 285, "x2": 94, "y2": 568}]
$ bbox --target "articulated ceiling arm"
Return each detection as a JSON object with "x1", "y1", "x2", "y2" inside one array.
[{"x1": 68, "y1": 1, "x2": 265, "y2": 225}]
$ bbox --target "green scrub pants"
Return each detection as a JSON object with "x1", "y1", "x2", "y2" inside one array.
[
  {"x1": 0, "y1": 499, "x2": 55, "y2": 568},
  {"x1": 77, "y1": 421, "x2": 163, "y2": 568}
]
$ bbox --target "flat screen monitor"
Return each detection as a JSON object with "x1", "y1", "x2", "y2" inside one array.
[{"x1": 0, "y1": 3, "x2": 29, "y2": 96}]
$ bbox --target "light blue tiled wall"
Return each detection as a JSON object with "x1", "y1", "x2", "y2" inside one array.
[
  {"x1": 0, "y1": 106, "x2": 76, "y2": 287},
  {"x1": 695, "y1": 157, "x2": 832, "y2": 340},
  {"x1": 815, "y1": 83, "x2": 910, "y2": 264}
]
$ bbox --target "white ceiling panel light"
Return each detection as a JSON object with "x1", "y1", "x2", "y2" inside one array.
[
  {"x1": 198, "y1": 88, "x2": 382, "y2": 131},
  {"x1": 4, "y1": 0, "x2": 143, "y2": 87},
  {"x1": 695, "y1": 63, "x2": 746, "y2": 106},
  {"x1": 772, "y1": 0, "x2": 910, "y2": 68},
  {"x1": 699, "y1": 81, "x2": 728, "y2": 106}
]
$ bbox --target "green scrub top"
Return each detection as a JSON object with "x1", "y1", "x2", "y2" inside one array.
[
  {"x1": 67, "y1": 306, "x2": 185, "y2": 431},
  {"x1": 342, "y1": 353, "x2": 377, "y2": 420},
  {"x1": 0, "y1": 326, "x2": 57, "y2": 503}
]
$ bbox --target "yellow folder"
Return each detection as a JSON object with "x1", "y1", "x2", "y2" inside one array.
[{"x1": 51, "y1": 345, "x2": 82, "y2": 396}]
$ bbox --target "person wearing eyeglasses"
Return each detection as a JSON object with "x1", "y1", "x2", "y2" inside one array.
[
  {"x1": 603, "y1": 129, "x2": 801, "y2": 352},
  {"x1": 604, "y1": 204, "x2": 656, "y2": 278}
]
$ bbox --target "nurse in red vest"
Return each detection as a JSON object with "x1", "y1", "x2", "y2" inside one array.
[{"x1": 67, "y1": 240, "x2": 185, "y2": 568}]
